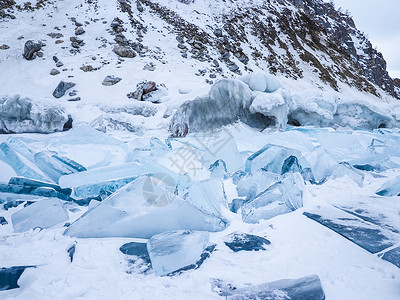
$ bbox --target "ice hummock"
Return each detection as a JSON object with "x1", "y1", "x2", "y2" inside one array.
[
  {"x1": 241, "y1": 172, "x2": 304, "y2": 223},
  {"x1": 169, "y1": 79, "x2": 254, "y2": 136},
  {"x1": 147, "y1": 230, "x2": 210, "y2": 276},
  {"x1": 12, "y1": 199, "x2": 69, "y2": 232},
  {"x1": 0, "y1": 95, "x2": 69, "y2": 134},
  {"x1": 64, "y1": 176, "x2": 228, "y2": 238}
]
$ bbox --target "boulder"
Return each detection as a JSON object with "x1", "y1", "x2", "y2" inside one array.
[
  {"x1": 53, "y1": 81, "x2": 76, "y2": 98},
  {"x1": 23, "y1": 40, "x2": 42, "y2": 60}
]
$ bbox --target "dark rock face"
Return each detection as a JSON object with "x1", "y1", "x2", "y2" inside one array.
[
  {"x1": 23, "y1": 40, "x2": 42, "y2": 60},
  {"x1": 53, "y1": 81, "x2": 76, "y2": 98},
  {"x1": 135, "y1": 0, "x2": 399, "y2": 99},
  {"x1": 102, "y1": 75, "x2": 122, "y2": 86},
  {"x1": 113, "y1": 45, "x2": 136, "y2": 58}
]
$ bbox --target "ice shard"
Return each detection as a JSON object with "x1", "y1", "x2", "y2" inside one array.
[
  {"x1": 0, "y1": 142, "x2": 46, "y2": 181},
  {"x1": 0, "y1": 183, "x2": 70, "y2": 201},
  {"x1": 183, "y1": 178, "x2": 227, "y2": 216},
  {"x1": 12, "y1": 199, "x2": 69, "y2": 232},
  {"x1": 8, "y1": 177, "x2": 72, "y2": 198},
  {"x1": 328, "y1": 162, "x2": 365, "y2": 187},
  {"x1": 241, "y1": 172, "x2": 304, "y2": 223},
  {"x1": 245, "y1": 144, "x2": 301, "y2": 174},
  {"x1": 236, "y1": 170, "x2": 281, "y2": 201},
  {"x1": 147, "y1": 230, "x2": 210, "y2": 276},
  {"x1": 33, "y1": 152, "x2": 76, "y2": 183},
  {"x1": 72, "y1": 176, "x2": 140, "y2": 199},
  {"x1": 376, "y1": 175, "x2": 400, "y2": 196},
  {"x1": 64, "y1": 176, "x2": 228, "y2": 238}
]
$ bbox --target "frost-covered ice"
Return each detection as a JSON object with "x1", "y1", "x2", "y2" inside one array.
[
  {"x1": 376, "y1": 175, "x2": 400, "y2": 196},
  {"x1": 0, "y1": 95, "x2": 68, "y2": 134},
  {"x1": 147, "y1": 230, "x2": 210, "y2": 276},
  {"x1": 11, "y1": 199, "x2": 68, "y2": 232}
]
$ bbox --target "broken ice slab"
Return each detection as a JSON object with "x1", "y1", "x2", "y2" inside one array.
[
  {"x1": 33, "y1": 152, "x2": 78, "y2": 183},
  {"x1": 6, "y1": 136, "x2": 36, "y2": 162},
  {"x1": 241, "y1": 173, "x2": 304, "y2": 224},
  {"x1": 0, "y1": 183, "x2": 70, "y2": 201},
  {"x1": 64, "y1": 176, "x2": 228, "y2": 238},
  {"x1": 52, "y1": 155, "x2": 86, "y2": 172},
  {"x1": 381, "y1": 246, "x2": 400, "y2": 269},
  {"x1": 245, "y1": 144, "x2": 301, "y2": 174},
  {"x1": 72, "y1": 176, "x2": 140, "y2": 199},
  {"x1": 216, "y1": 274, "x2": 325, "y2": 300},
  {"x1": 300, "y1": 146, "x2": 338, "y2": 183},
  {"x1": 0, "y1": 142, "x2": 47, "y2": 182},
  {"x1": 376, "y1": 175, "x2": 400, "y2": 197},
  {"x1": 229, "y1": 198, "x2": 246, "y2": 213},
  {"x1": 0, "y1": 266, "x2": 35, "y2": 291},
  {"x1": 328, "y1": 162, "x2": 365, "y2": 187},
  {"x1": 224, "y1": 233, "x2": 271, "y2": 252},
  {"x1": 147, "y1": 230, "x2": 210, "y2": 276},
  {"x1": 12, "y1": 199, "x2": 69, "y2": 233},
  {"x1": 9, "y1": 177, "x2": 71, "y2": 198},
  {"x1": 183, "y1": 178, "x2": 227, "y2": 216},
  {"x1": 304, "y1": 207, "x2": 396, "y2": 254},
  {"x1": 58, "y1": 160, "x2": 174, "y2": 189},
  {"x1": 236, "y1": 170, "x2": 281, "y2": 201},
  {"x1": 120, "y1": 242, "x2": 150, "y2": 263}
]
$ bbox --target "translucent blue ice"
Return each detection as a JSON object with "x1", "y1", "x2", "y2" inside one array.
[
  {"x1": 64, "y1": 176, "x2": 227, "y2": 238},
  {"x1": 12, "y1": 199, "x2": 69, "y2": 232},
  {"x1": 147, "y1": 230, "x2": 209, "y2": 276}
]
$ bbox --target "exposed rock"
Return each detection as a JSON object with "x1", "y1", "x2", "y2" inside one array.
[
  {"x1": 102, "y1": 75, "x2": 122, "y2": 86},
  {"x1": 143, "y1": 63, "x2": 156, "y2": 71},
  {"x1": 75, "y1": 27, "x2": 85, "y2": 35},
  {"x1": 23, "y1": 40, "x2": 42, "y2": 60},
  {"x1": 214, "y1": 28, "x2": 223, "y2": 37},
  {"x1": 394, "y1": 79, "x2": 400, "y2": 88},
  {"x1": 0, "y1": 44, "x2": 10, "y2": 50},
  {"x1": 80, "y1": 65, "x2": 96, "y2": 72},
  {"x1": 53, "y1": 81, "x2": 76, "y2": 98},
  {"x1": 55, "y1": 40, "x2": 64, "y2": 44},
  {"x1": 63, "y1": 114, "x2": 73, "y2": 131},
  {"x1": 68, "y1": 97, "x2": 81, "y2": 102},
  {"x1": 47, "y1": 32, "x2": 63, "y2": 39},
  {"x1": 50, "y1": 68, "x2": 60, "y2": 76},
  {"x1": 71, "y1": 42, "x2": 81, "y2": 48},
  {"x1": 127, "y1": 81, "x2": 168, "y2": 103},
  {"x1": 113, "y1": 45, "x2": 136, "y2": 58},
  {"x1": 56, "y1": 61, "x2": 63, "y2": 67}
]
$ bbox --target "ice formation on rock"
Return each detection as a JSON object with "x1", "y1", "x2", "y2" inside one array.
[{"x1": 0, "y1": 95, "x2": 69, "y2": 133}]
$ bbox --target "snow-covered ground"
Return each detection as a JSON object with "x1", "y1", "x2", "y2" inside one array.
[{"x1": 1, "y1": 0, "x2": 400, "y2": 299}]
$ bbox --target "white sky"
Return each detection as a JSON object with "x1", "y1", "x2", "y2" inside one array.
[{"x1": 330, "y1": 0, "x2": 400, "y2": 78}]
